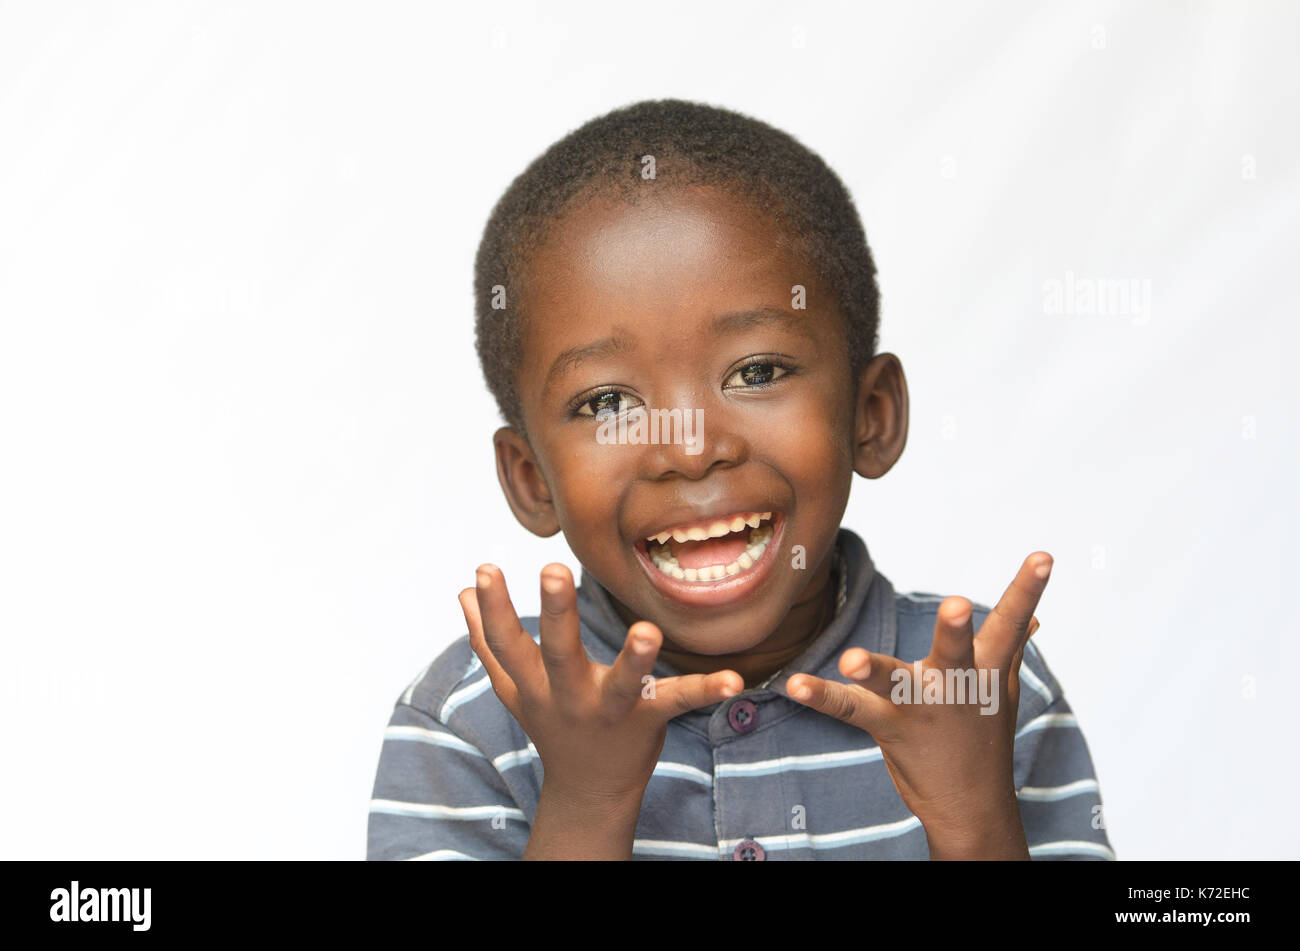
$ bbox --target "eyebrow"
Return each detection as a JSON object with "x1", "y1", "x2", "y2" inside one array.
[
  {"x1": 543, "y1": 332, "x2": 637, "y2": 395},
  {"x1": 710, "y1": 306, "x2": 818, "y2": 339}
]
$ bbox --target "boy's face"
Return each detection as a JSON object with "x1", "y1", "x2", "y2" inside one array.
[{"x1": 496, "y1": 184, "x2": 904, "y2": 658}]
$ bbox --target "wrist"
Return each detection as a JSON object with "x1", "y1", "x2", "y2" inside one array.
[
  {"x1": 922, "y1": 790, "x2": 1028, "y2": 861},
  {"x1": 540, "y1": 779, "x2": 646, "y2": 820},
  {"x1": 524, "y1": 780, "x2": 646, "y2": 861}
]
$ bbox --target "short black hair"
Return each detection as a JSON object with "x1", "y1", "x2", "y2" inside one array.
[{"x1": 473, "y1": 98, "x2": 880, "y2": 433}]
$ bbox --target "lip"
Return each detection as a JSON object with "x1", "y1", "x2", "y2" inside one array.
[{"x1": 633, "y1": 511, "x2": 786, "y2": 609}]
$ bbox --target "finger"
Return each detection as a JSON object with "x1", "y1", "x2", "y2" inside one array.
[
  {"x1": 929, "y1": 596, "x2": 976, "y2": 669},
  {"x1": 652, "y1": 669, "x2": 744, "y2": 719},
  {"x1": 474, "y1": 564, "x2": 545, "y2": 690},
  {"x1": 604, "y1": 621, "x2": 664, "y2": 713},
  {"x1": 1010, "y1": 617, "x2": 1039, "y2": 677},
  {"x1": 786, "y1": 674, "x2": 897, "y2": 734},
  {"x1": 1007, "y1": 649, "x2": 1024, "y2": 736},
  {"x1": 975, "y1": 552, "x2": 1052, "y2": 666},
  {"x1": 537, "y1": 564, "x2": 590, "y2": 694},
  {"x1": 459, "y1": 587, "x2": 521, "y2": 712},
  {"x1": 1005, "y1": 617, "x2": 1037, "y2": 735},
  {"x1": 1009, "y1": 617, "x2": 1039, "y2": 684},
  {"x1": 837, "y1": 647, "x2": 907, "y2": 698}
]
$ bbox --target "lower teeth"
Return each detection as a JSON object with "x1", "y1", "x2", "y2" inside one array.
[{"x1": 647, "y1": 523, "x2": 773, "y2": 583}]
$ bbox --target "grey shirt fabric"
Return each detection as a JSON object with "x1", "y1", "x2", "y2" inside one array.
[{"x1": 367, "y1": 528, "x2": 1114, "y2": 860}]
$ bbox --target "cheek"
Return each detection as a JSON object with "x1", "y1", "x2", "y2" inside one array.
[
  {"x1": 785, "y1": 431, "x2": 854, "y2": 508},
  {"x1": 760, "y1": 386, "x2": 856, "y2": 478},
  {"x1": 542, "y1": 434, "x2": 635, "y2": 538}
]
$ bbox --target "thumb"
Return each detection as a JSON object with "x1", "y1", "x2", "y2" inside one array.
[{"x1": 653, "y1": 670, "x2": 744, "y2": 719}]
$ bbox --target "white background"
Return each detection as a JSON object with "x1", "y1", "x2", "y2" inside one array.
[{"x1": 1, "y1": 0, "x2": 1296, "y2": 860}]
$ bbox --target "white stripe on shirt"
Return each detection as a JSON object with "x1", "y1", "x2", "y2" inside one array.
[
  {"x1": 1016, "y1": 711, "x2": 1076, "y2": 738},
  {"x1": 718, "y1": 814, "x2": 924, "y2": 854},
  {"x1": 1018, "y1": 660, "x2": 1055, "y2": 706},
  {"x1": 715, "y1": 746, "x2": 883, "y2": 778},
  {"x1": 384, "y1": 724, "x2": 486, "y2": 757},
  {"x1": 1018, "y1": 778, "x2": 1100, "y2": 802},
  {"x1": 1029, "y1": 840, "x2": 1116, "y2": 860},
  {"x1": 405, "y1": 849, "x2": 480, "y2": 861},
  {"x1": 492, "y1": 744, "x2": 538, "y2": 771},
  {"x1": 369, "y1": 799, "x2": 526, "y2": 822},
  {"x1": 400, "y1": 662, "x2": 432, "y2": 706},
  {"x1": 439, "y1": 675, "x2": 494, "y2": 720},
  {"x1": 632, "y1": 839, "x2": 718, "y2": 858}
]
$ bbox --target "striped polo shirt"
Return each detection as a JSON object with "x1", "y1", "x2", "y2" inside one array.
[{"x1": 367, "y1": 528, "x2": 1115, "y2": 860}]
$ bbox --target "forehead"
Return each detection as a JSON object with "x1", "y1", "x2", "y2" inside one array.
[{"x1": 517, "y1": 185, "x2": 830, "y2": 359}]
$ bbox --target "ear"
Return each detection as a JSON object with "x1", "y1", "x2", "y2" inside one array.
[
  {"x1": 852, "y1": 353, "x2": 909, "y2": 479},
  {"x1": 493, "y1": 426, "x2": 561, "y2": 537}
]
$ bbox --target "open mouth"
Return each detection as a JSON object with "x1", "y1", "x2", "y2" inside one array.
[{"x1": 641, "y1": 511, "x2": 776, "y2": 584}]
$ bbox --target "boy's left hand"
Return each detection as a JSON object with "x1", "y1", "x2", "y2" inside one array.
[{"x1": 785, "y1": 551, "x2": 1051, "y2": 860}]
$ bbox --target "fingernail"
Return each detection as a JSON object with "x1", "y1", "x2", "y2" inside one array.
[
  {"x1": 791, "y1": 683, "x2": 811, "y2": 701},
  {"x1": 1034, "y1": 557, "x2": 1052, "y2": 579},
  {"x1": 632, "y1": 637, "x2": 654, "y2": 653},
  {"x1": 541, "y1": 574, "x2": 563, "y2": 595}
]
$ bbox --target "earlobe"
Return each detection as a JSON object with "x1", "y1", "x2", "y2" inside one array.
[
  {"x1": 852, "y1": 353, "x2": 909, "y2": 479},
  {"x1": 493, "y1": 426, "x2": 561, "y2": 537}
]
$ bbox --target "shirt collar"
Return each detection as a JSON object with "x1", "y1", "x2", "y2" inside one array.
[{"x1": 574, "y1": 527, "x2": 895, "y2": 697}]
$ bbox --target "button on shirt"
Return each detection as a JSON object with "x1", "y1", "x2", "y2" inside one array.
[
  {"x1": 727, "y1": 699, "x2": 758, "y2": 734},
  {"x1": 367, "y1": 529, "x2": 1115, "y2": 861}
]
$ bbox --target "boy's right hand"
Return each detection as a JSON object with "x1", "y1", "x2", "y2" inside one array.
[{"x1": 458, "y1": 563, "x2": 743, "y2": 812}]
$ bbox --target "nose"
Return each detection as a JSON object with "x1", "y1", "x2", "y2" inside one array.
[{"x1": 639, "y1": 403, "x2": 748, "y2": 481}]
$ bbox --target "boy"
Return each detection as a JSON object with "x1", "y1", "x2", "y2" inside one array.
[{"x1": 366, "y1": 99, "x2": 1113, "y2": 860}]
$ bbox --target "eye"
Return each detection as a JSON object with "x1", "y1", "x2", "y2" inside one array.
[
  {"x1": 724, "y1": 360, "x2": 790, "y2": 389},
  {"x1": 573, "y1": 388, "x2": 644, "y2": 419}
]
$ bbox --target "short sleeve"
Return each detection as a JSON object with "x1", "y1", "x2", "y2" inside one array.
[
  {"x1": 366, "y1": 700, "x2": 531, "y2": 860},
  {"x1": 1012, "y1": 643, "x2": 1115, "y2": 860}
]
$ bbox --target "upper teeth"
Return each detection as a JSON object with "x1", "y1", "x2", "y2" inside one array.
[
  {"x1": 645, "y1": 515, "x2": 775, "y2": 583},
  {"x1": 647, "y1": 511, "x2": 771, "y2": 545}
]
